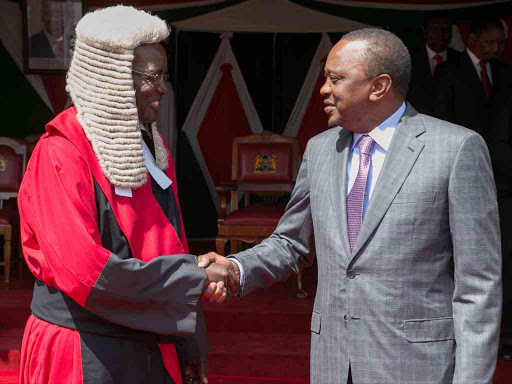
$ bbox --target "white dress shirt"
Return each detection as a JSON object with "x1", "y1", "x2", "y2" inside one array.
[
  {"x1": 467, "y1": 48, "x2": 493, "y2": 85},
  {"x1": 347, "y1": 102, "x2": 406, "y2": 219},
  {"x1": 426, "y1": 44, "x2": 447, "y2": 75}
]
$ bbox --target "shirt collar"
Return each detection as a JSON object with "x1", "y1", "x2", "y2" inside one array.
[
  {"x1": 351, "y1": 102, "x2": 406, "y2": 152},
  {"x1": 467, "y1": 48, "x2": 483, "y2": 67},
  {"x1": 426, "y1": 44, "x2": 447, "y2": 61}
]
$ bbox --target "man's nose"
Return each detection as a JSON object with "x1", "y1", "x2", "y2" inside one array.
[
  {"x1": 158, "y1": 80, "x2": 168, "y2": 95},
  {"x1": 320, "y1": 80, "x2": 330, "y2": 96}
]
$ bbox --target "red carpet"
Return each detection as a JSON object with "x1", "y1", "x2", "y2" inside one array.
[
  {"x1": 0, "y1": 370, "x2": 18, "y2": 384},
  {"x1": 1, "y1": 243, "x2": 512, "y2": 383},
  {"x1": 0, "y1": 278, "x2": 312, "y2": 384}
]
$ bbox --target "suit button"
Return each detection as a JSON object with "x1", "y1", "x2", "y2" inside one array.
[
  {"x1": 344, "y1": 315, "x2": 348, "y2": 323},
  {"x1": 347, "y1": 270, "x2": 356, "y2": 279}
]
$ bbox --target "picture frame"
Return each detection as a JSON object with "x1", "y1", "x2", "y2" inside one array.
[{"x1": 22, "y1": 0, "x2": 88, "y2": 74}]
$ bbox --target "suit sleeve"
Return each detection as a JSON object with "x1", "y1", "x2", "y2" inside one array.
[
  {"x1": 232, "y1": 142, "x2": 315, "y2": 295},
  {"x1": 448, "y1": 132, "x2": 502, "y2": 384},
  {"x1": 176, "y1": 308, "x2": 208, "y2": 364},
  {"x1": 19, "y1": 133, "x2": 207, "y2": 336}
]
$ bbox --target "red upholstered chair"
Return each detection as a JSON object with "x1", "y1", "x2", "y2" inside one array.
[
  {"x1": 0, "y1": 137, "x2": 27, "y2": 286},
  {"x1": 216, "y1": 131, "x2": 308, "y2": 298}
]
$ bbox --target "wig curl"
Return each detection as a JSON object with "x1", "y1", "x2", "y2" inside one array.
[{"x1": 66, "y1": 6, "x2": 169, "y2": 188}]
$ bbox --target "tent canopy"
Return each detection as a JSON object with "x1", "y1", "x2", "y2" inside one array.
[
  {"x1": 173, "y1": 0, "x2": 374, "y2": 32},
  {"x1": 89, "y1": 0, "x2": 510, "y2": 12}
]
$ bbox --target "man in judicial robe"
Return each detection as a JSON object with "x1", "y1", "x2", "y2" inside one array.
[{"x1": 17, "y1": 6, "x2": 229, "y2": 384}]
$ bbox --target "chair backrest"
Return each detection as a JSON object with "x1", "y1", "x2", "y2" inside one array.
[
  {"x1": 232, "y1": 132, "x2": 301, "y2": 191},
  {"x1": 0, "y1": 137, "x2": 27, "y2": 200}
]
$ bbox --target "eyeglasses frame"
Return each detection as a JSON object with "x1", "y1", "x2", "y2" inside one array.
[{"x1": 132, "y1": 69, "x2": 169, "y2": 87}]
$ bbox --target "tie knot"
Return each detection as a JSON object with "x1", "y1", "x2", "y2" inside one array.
[
  {"x1": 480, "y1": 61, "x2": 488, "y2": 70},
  {"x1": 433, "y1": 54, "x2": 442, "y2": 64},
  {"x1": 357, "y1": 135, "x2": 374, "y2": 156}
]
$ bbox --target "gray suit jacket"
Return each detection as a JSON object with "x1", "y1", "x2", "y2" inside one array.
[{"x1": 233, "y1": 104, "x2": 502, "y2": 384}]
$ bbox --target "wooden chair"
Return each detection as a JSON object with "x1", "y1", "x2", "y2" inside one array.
[
  {"x1": 216, "y1": 131, "x2": 308, "y2": 298},
  {"x1": 0, "y1": 137, "x2": 27, "y2": 286}
]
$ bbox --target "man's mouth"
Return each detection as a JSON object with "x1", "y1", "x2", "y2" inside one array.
[{"x1": 324, "y1": 102, "x2": 335, "y2": 114}]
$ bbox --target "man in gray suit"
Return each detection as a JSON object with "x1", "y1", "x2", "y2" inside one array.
[{"x1": 200, "y1": 29, "x2": 502, "y2": 384}]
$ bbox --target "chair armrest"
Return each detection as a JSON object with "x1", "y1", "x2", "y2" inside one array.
[
  {"x1": 236, "y1": 182, "x2": 295, "y2": 193},
  {"x1": 216, "y1": 184, "x2": 236, "y2": 219},
  {"x1": 216, "y1": 183, "x2": 236, "y2": 193}
]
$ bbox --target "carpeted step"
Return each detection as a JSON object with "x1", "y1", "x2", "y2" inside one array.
[
  {"x1": 204, "y1": 309, "x2": 312, "y2": 335},
  {"x1": 0, "y1": 309, "x2": 30, "y2": 330},
  {"x1": 208, "y1": 375, "x2": 308, "y2": 384},
  {"x1": 0, "y1": 288, "x2": 32, "y2": 330},
  {"x1": 207, "y1": 332, "x2": 310, "y2": 379},
  {"x1": 494, "y1": 360, "x2": 512, "y2": 384},
  {"x1": 203, "y1": 277, "x2": 315, "y2": 335},
  {"x1": 203, "y1": 292, "x2": 314, "y2": 335},
  {"x1": 0, "y1": 370, "x2": 308, "y2": 384},
  {"x1": 0, "y1": 369, "x2": 18, "y2": 384},
  {"x1": 0, "y1": 329, "x2": 23, "y2": 370}
]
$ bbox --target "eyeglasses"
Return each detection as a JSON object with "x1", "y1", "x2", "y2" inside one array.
[{"x1": 132, "y1": 69, "x2": 169, "y2": 87}]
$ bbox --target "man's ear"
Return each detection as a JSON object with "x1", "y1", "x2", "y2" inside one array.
[{"x1": 369, "y1": 74, "x2": 392, "y2": 102}]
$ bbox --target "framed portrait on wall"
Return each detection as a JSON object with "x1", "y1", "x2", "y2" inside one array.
[{"x1": 22, "y1": 0, "x2": 87, "y2": 74}]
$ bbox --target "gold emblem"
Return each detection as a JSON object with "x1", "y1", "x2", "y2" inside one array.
[
  {"x1": 0, "y1": 156, "x2": 6, "y2": 172},
  {"x1": 254, "y1": 154, "x2": 277, "y2": 174}
]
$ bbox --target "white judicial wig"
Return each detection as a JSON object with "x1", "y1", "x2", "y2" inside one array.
[{"x1": 66, "y1": 6, "x2": 170, "y2": 189}]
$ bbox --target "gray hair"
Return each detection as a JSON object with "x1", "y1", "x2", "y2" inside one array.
[{"x1": 342, "y1": 28, "x2": 411, "y2": 99}]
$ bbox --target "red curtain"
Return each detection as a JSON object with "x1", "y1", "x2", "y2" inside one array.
[
  {"x1": 197, "y1": 63, "x2": 252, "y2": 185},
  {"x1": 296, "y1": 57, "x2": 329, "y2": 155}
]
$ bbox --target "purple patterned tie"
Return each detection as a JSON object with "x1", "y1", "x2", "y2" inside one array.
[{"x1": 347, "y1": 135, "x2": 375, "y2": 249}]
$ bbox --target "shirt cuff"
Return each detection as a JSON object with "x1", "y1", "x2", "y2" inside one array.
[{"x1": 228, "y1": 257, "x2": 245, "y2": 297}]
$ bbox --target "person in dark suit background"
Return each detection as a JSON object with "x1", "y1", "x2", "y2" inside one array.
[
  {"x1": 487, "y1": 86, "x2": 512, "y2": 360},
  {"x1": 29, "y1": 0, "x2": 64, "y2": 58},
  {"x1": 433, "y1": 17, "x2": 509, "y2": 138},
  {"x1": 407, "y1": 12, "x2": 461, "y2": 115}
]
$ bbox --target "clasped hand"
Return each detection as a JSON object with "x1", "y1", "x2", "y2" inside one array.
[{"x1": 199, "y1": 252, "x2": 240, "y2": 303}]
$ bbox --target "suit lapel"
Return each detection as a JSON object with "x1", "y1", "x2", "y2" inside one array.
[
  {"x1": 460, "y1": 52, "x2": 488, "y2": 100},
  {"x1": 350, "y1": 105, "x2": 425, "y2": 259},
  {"x1": 329, "y1": 128, "x2": 353, "y2": 259}
]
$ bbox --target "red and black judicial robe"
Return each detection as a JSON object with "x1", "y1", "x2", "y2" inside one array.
[{"x1": 17, "y1": 107, "x2": 207, "y2": 384}]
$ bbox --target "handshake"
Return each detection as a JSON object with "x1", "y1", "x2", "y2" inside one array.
[{"x1": 198, "y1": 252, "x2": 241, "y2": 303}]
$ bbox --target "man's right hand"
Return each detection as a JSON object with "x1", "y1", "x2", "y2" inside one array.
[
  {"x1": 199, "y1": 252, "x2": 240, "y2": 301},
  {"x1": 203, "y1": 262, "x2": 230, "y2": 304}
]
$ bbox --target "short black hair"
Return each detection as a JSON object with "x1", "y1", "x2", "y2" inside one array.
[
  {"x1": 342, "y1": 28, "x2": 411, "y2": 99},
  {"x1": 423, "y1": 12, "x2": 453, "y2": 29},
  {"x1": 470, "y1": 17, "x2": 504, "y2": 36}
]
